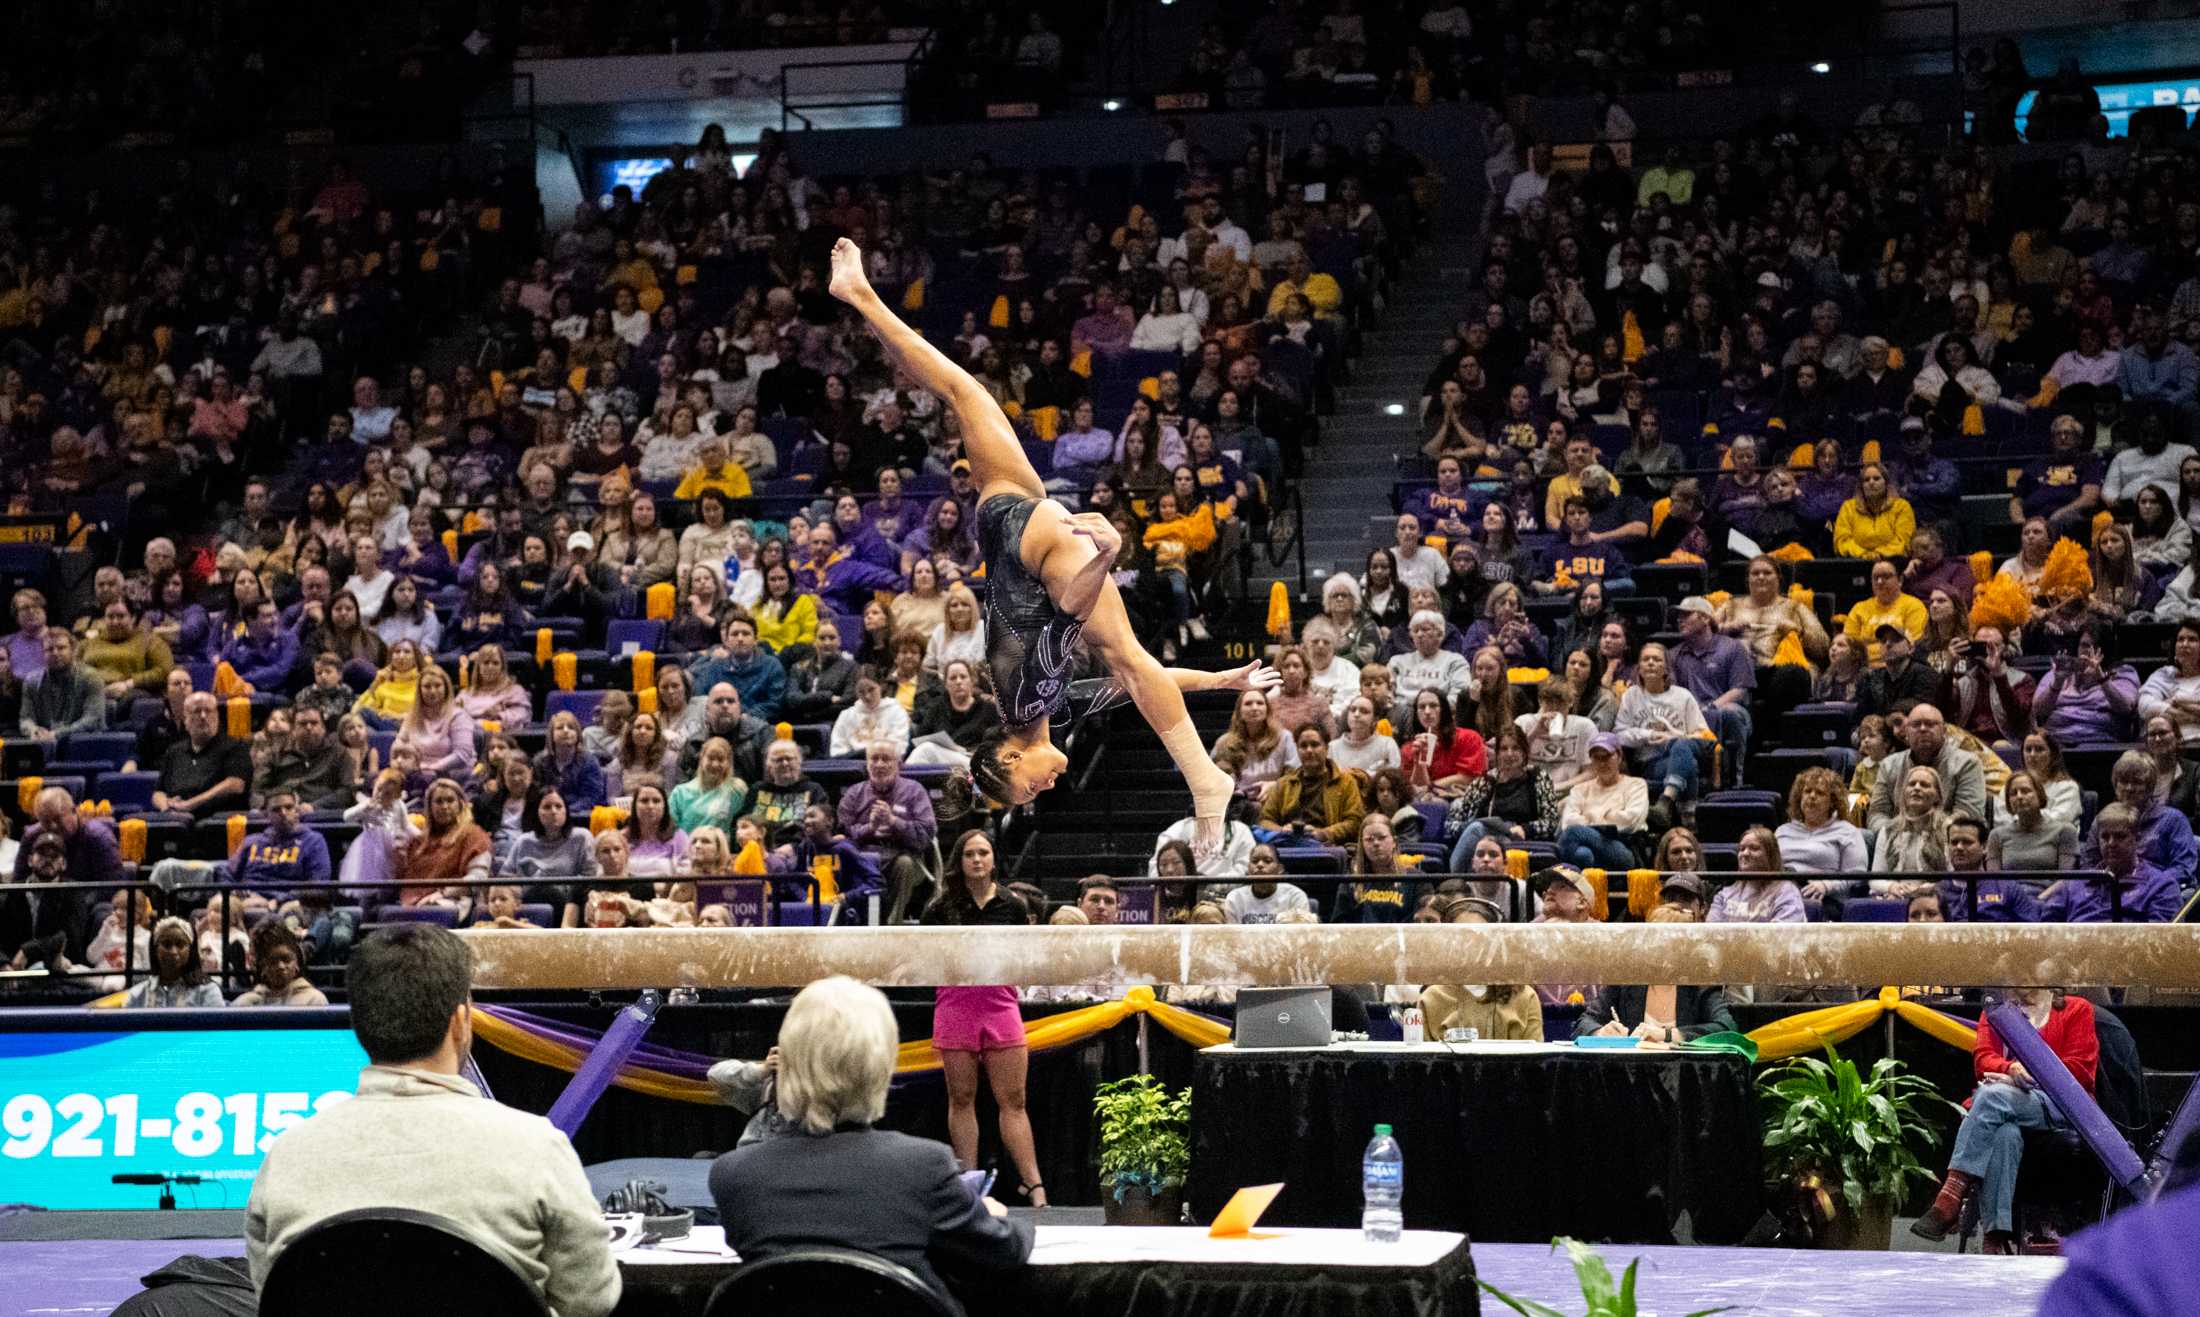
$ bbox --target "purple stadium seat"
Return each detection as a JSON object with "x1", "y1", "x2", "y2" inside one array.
[
  {"x1": 1842, "y1": 898, "x2": 1908, "y2": 922},
  {"x1": 376, "y1": 906, "x2": 460, "y2": 927},
  {"x1": 546, "y1": 690, "x2": 610, "y2": 726},
  {"x1": 606, "y1": 619, "x2": 664, "y2": 654}
]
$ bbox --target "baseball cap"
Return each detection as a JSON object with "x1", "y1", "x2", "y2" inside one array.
[
  {"x1": 1676, "y1": 596, "x2": 1716, "y2": 619},
  {"x1": 1660, "y1": 872, "x2": 1709, "y2": 901},
  {"x1": 1756, "y1": 270, "x2": 1784, "y2": 289},
  {"x1": 567, "y1": 531, "x2": 595, "y2": 552},
  {"x1": 1874, "y1": 622, "x2": 1908, "y2": 642},
  {"x1": 1533, "y1": 865, "x2": 1595, "y2": 902},
  {"x1": 1588, "y1": 732, "x2": 1624, "y2": 757},
  {"x1": 950, "y1": 458, "x2": 972, "y2": 475}
]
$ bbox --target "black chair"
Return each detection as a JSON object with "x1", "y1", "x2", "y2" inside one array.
[
  {"x1": 703, "y1": 1246, "x2": 958, "y2": 1317},
  {"x1": 258, "y1": 1206, "x2": 550, "y2": 1317}
]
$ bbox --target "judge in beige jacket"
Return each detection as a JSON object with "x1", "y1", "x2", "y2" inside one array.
[{"x1": 245, "y1": 925, "x2": 619, "y2": 1317}]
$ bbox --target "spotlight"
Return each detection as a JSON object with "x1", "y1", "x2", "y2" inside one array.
[
  {"x1": 1384, "y1": 403, "x2": 1406, "y2": 416},
  {"x1": 1103, "y1": 99, "x2": 1123, "y2": 112},
  {"x1": 1810, "y1": 62, "x2": 1831, "y2": 75}
]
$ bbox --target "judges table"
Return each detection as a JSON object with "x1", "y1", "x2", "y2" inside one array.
[
  {"x1": 1191, "y1": 1040, "x2": 1760, "y2": 1245},
  {"x1": 613, "y1": 1225, "x2": 1478, "y2": 1317}
]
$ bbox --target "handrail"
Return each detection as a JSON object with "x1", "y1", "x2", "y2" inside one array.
[
  {"x1": 779, "y1": 27, "x2": 935, "y2": 133},
  {"x1": 13, "y1": 871, "x2": 822, "y2": 997}
]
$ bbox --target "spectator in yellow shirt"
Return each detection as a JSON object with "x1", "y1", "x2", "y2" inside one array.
[
  {"x1": 1832, "y1": 461, "x2": 1916, "y2": 559},
  {"x1": 1843, "y1": 559, "x2": 1929, "y2": 664},
  {"x1": 673, "y1": 435, "x2": 755, "y2": 501},
  {"x1": 1264, "y1": 252, "x2": 1342, "y2": 319}
]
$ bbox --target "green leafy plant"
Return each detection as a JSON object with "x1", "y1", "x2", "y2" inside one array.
[
  {"x1": 1478, "y1": 1237, "x2": 1731, "y2": 1317},
  {"x1": 1758, "y1": 1046, "x2": 1962, "y2": 1219},
  {"x1": 1093, "y1": 1074, "x2": 1192, "y2": 1202}
]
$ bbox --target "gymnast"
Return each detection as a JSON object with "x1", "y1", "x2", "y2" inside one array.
[{"x1": 829, "y1": 238, "x2": 1275, "y2": 851}]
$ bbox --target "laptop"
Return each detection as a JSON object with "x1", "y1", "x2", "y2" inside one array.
[{"x1": 1234, "y1": 987, "x2": 1333, "y2": 1049}]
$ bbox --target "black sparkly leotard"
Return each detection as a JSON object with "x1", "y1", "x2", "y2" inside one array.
[{"x1": 976, "y1": 492, "x2": 1123, "y2": 732}]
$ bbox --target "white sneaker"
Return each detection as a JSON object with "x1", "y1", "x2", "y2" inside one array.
[
  {"x1": 1161, "y1": 638, "x2": 1178, "y2": 662},
  {"x1": 1188, "y1": 617, "x2": 1210, "y2": 641}
]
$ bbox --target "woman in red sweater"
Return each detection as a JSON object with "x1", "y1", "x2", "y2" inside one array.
[{"x1": 1912, "y1": 989, "x2": 2098, "y2": 1253}]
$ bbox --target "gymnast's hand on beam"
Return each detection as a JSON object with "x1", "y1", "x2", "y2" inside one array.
[{"x1": 1213, "y1": 660, "x2": 1280, "y2": 693}]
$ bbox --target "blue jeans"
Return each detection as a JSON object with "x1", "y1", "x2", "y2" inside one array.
[
  {"x1": 1557, "y1": 824, "x2": 1634, "y2": 871},
  {"x1": 1950, "y1": 1080, "x2": 2063, "y2": 1233},
  {"x1": 1702, "y1": 703, "x2": 1752, "y2": 789},
  {"x1": 1162, "y1": 570, "x2": 1192, "y2": 626},
  {"x1": 1448, "y1": 819, "x2": 1524, "y2": 872},
  {"x1": 1633, "y1": 740, "x2": 1702, "y2": 799}
]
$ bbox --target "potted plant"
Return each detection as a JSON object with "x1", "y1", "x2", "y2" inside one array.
[
  {"x1": 1093, "y1": 1075, "x2": 1191, "y2": 1225},
  {"x1": 1480, "y1": 1237, "x2": 1730, "y2": 1317},
  {"x1": 1758, "y1": 1046, "x2": 1960, "y2": 1250}
]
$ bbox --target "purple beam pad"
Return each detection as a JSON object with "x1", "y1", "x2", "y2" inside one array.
[
  {"x1": 1985, "y1": 1003, "x2": 2146, "y2": 1194},
  {"x1": 546, "y1": 990, "x2": 663, "y2": 1138}
]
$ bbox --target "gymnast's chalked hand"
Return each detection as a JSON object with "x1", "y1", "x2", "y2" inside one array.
[{"x1": 1215, "y1": 660, "x2": 1279, "y2": 693}]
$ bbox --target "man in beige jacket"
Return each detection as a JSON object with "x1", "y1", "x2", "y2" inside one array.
[{"x1": 245, "y1": 925, "x2": 619, "y2": 1317}]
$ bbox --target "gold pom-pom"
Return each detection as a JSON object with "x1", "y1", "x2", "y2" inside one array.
[
  {"x1": 1969, "y1": 573, "x2": 2034, "y2": 634},
  {"x1": 2039, "y1": 537, "x2": 2093, "y2": 602},
  {"x1": 1968, "y1": 550, "x2": 1995, "y2": 586}
]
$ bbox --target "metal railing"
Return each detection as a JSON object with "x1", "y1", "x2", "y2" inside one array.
[
  {"x1": 779, "y1": 29, "x2": 934, "y2": 132},
  {"x1": 2, "y1": 871, "x2": 826, "y2": 999}
]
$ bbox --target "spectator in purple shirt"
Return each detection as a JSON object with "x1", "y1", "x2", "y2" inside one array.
[
  {"x1": 1070, "y1": 284, "x2": 1135, "y2": 356},
  {"x1": 771, "y1": 802, "x2": 885, "y2": 924},
  {"x1": 2049, "y1": 802, "x2": 2184, "y2": 922},
  {"x1": 2031, "y1": 626, "x2": 2140, "y2": 744},
  {"x1": 2, "y1": 587, "x2": 52, "y2": 681},
  {"x1": 1899, "y1": 525, "x2": 1975, "y2": 608},
  {"x1": 1794, "y1": 438, "x2": 1856, "y2": 529},
  {"x1": 221, "y1": 599, "x2": 301, "y2": 695},
  {"x1": 2077, "y1": 752, "x2": 2198, "y2": 889},
  {"x1": 836, "y1": 740, "x2": 938, "y2": 921},
  {"x1": 1934, "y1": 816, "x2": 2039, "y2": 922},
  {"x1": 228, "y1": 788, "x2": 334, "y2": 891},
  {"x1": 1671, "y1": 597, "x2": 1755, "y2": 790},
  {"x1": 1407, "y1": 456, "x2": 1477, "y2": 542},
  {"x1": 1047, "y1": 399, "x2": 1116, "y2": 492}
]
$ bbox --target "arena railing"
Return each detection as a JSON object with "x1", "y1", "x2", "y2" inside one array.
[{"x1": 6, "y1": 872, "x2": 824, "y2": 998}]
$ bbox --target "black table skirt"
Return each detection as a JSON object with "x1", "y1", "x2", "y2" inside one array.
[
  {"x1": 1190, "y1": 1048, "x2": 1759, "y2": 1245},
  {"x1": 472, "y1": 998, "x2": 1203, "y2": 1207},
  {"x1": 614, "y1": 1239, "x2": 1481, "y2": 1317}
]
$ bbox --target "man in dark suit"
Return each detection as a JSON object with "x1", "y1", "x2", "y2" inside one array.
[{"x1": 709, "y1": 976, "x2": 1030, "y2": 1313}]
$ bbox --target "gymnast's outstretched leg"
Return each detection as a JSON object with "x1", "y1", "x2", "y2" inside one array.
[{"x1": 829, "y1": 239, "x2": 1271, "y2": 850}]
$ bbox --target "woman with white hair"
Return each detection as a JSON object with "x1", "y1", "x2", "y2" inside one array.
[
  {"x1": 708, "y1": 976, "x2": 1032, "y2": 1305},
  {"x1": 1320, "y1": 571, "x2": 1383, "y2": 666}
]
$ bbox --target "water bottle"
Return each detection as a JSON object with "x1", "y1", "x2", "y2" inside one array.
[{"x1": 1361, "y1": 1124, "x2": 1404, "y2": 1242}]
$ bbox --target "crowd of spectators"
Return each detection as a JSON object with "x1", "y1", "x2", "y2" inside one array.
[
  {"x1": 0, "y1": 107, "x2": 1440, "y2": 997},
  {"x1": 5, "y1": 37, "x2": 2198, "y2": 1022}
]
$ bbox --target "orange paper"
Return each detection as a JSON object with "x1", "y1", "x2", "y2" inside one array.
[{"x1": 1207, "y1": 1182, "x2": 1284, "y2": 1238}]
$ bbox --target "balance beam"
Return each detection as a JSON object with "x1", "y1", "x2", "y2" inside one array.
[{"x1": 460, "y1": 923, "x2": 2200, "y2": 991}]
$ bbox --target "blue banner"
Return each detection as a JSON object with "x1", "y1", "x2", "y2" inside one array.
[{"x1": 0, "y1": 1024, "x2": 367, "y2": 1209}]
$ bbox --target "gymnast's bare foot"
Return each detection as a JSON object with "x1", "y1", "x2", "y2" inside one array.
[{"x1": 828, "y1": 237, "x2": 873, "y2": 306}]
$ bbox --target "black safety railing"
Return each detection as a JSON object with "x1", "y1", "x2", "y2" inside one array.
[
  {"x1": 3, "y1": 871, "x2": 824, "y2": 999},
  {"x1": 3, "y1": 865, "x2": 2158, "y2": 1003},
  {"x1": 779, "y1": 30, "x2": 935, "y2": 133},
  {"x1": 1109, "y1": 867, "x2": 2140, "y2": 928}
]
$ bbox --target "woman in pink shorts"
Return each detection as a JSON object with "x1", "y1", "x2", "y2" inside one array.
[{"x1": 920, "y1": 828, "x2": 1047, "y2": 1206}]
